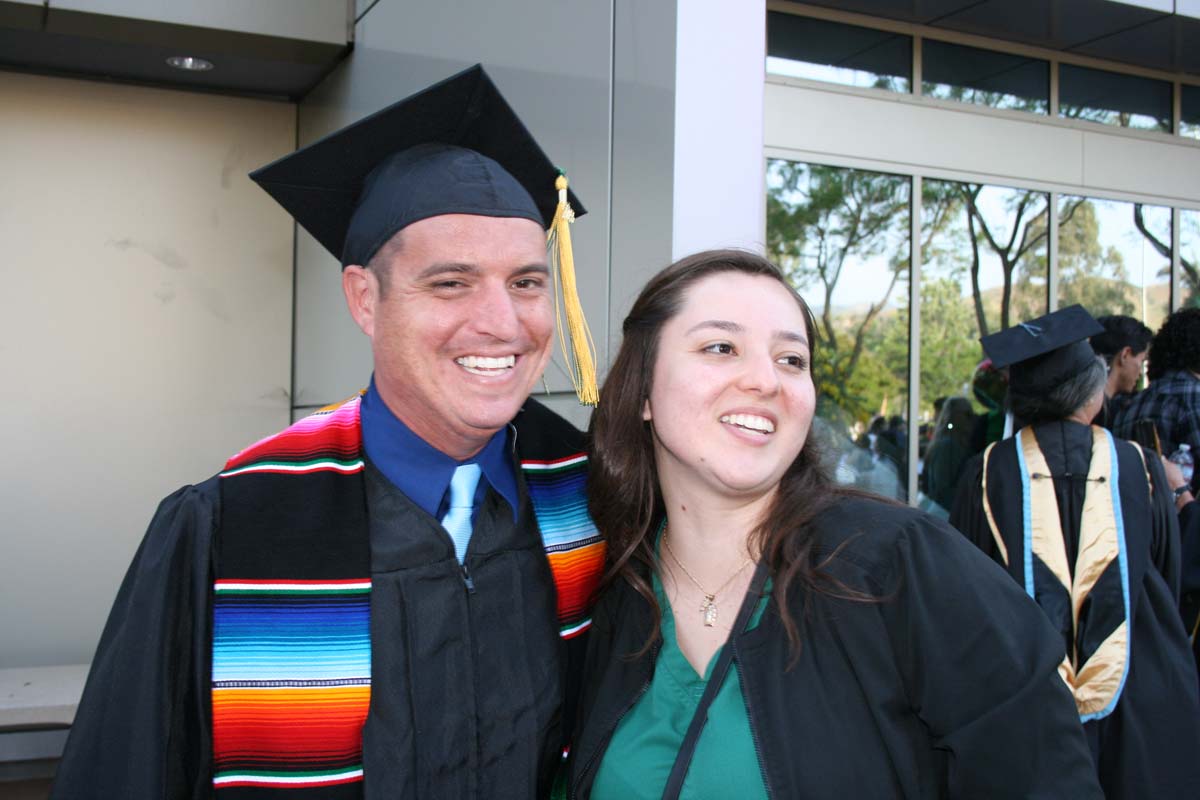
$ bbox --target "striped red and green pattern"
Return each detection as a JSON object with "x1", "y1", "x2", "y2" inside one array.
[
  {"x1": 211, "y1": 580, "x2": 371, "y2": 790},
  {"x1": 221, "y1": 396, "x2": 363, "y2": 477},
  {"x1": 522, "y1": 453, "x2": 605, "y2": 638}
]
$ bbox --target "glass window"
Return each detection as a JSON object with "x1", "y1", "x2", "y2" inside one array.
[
  {"x1": 766, "y1": 12, "x2": 911, "y2": 93},
  {"x1": 1057, "y1": 196, "x2": 1172, "y2": 331},
  {"x1": 922, "y1": 39, "x2": 1048, "y2": 113},
  {"x1": 1181, "y1": 210, "x2": 1200, "y2": 309},
  {"x1": 767, "y1": 159, "x2": 912, "y2": 501},
  {"x1": 918, "y1": 180, "x2": 1050, "y2": 517},
  {"x1": 1059, "y1": 64, "x2": 1172, "y2": 133},
  {"x1": 1182, "y1": 84, "x2": 1200, "y2": 141}
]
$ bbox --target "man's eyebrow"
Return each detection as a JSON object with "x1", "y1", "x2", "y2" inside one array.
[
  {"x1": 415, "y1": 262, "x2": 477, "y2": 281},
  {"x1": 414, "y1": 262, "x2": 550, "y2": 281}
]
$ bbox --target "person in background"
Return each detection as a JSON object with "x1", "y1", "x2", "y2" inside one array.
[
  {"x1": 570, "y1": 250, "x2": 1101, "y2": 800},
  {"x1": 1088, "y1": 314, "x2": 1152, "y2": 429},
  {"x1": 1114, "y1": 307, "x2": 1200, "y2": 493},
  {"x1": 949, "y1": 304, "x2": 1200, "y2": 799},
  {"x1": 923, "y1": 396, "x2": 977, "y2": 513},
  {"x1": 51, "y1": 66, "x2": 605, "y2": 799},
  {"x1": 1163, "y1": 456, "x2": 1200, "y2": 685}
]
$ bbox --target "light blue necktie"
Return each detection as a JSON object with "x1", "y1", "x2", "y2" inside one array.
[{"x1": 441, "y1": 463, "x2": 482, "y2": 563}]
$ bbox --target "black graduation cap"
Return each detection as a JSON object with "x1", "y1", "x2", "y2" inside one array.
[
  {"x1": 979, "y1": 304, "x2": 1104, "y2": 395},
  {"x1": 248, "y1": 63, "x2": 586, "y2": 268}
]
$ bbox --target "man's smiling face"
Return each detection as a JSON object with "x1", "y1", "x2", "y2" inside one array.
[{"x1": 344, "y1": 213, "x2": 553, "y2": 459}]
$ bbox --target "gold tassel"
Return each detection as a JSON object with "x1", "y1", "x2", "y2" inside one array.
[{"x1": 547, "y1": 172, "x2": 599, "y2": 406}]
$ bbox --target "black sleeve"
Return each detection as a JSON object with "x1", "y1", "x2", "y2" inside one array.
[
  {"x1": 50, "y1": 480, "x2": 219, "y2": 800},
  {"x1": 1181, "y1": 501, "x2": 1200, "y2": 600},
  {"x1": 946, "y1": 452, "x2": 999, "y2": 558},
  {"x1": 882, "y1": 515, "x2": 1103, "y2": 799},
  {"x1": 1143, "y1": 447, "x2": 1183, "y2": 600}
]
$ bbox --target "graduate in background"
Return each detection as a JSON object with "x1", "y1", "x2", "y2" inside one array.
[
  {"x1": 52, "y1": 65, "x2": 604, "y2": 800},
  {"x1": 949, "y1": 304, "x2": 1200, "y2": 800}
]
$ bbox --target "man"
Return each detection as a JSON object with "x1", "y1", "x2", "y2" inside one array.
[
  {"x1": 1088, "y1": 314, "x2": 1152, "y2": 429},
  {"x1": 949, "y1": 305, "x2": 1200, "y2": 799},
  {"x1": 52, "y1": 66, "x2": 605, "y2": 799},
  {"x1": 1114, "y1": 307, "x2": 1200, "y2": 493}
]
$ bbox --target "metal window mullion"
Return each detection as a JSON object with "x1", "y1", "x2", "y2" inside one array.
[
  {"x1": 1050, "y1": 59, "x2": 1059, "y2": 118},
  {"x1": 1175, "y1": 80, "x2": 1183, "y2": 137},
  {"x1": 912, "y1": 34, "x2": 922, "y2": 97},
  {"x1": 1172, "y1": 207, "x2": 1181, "y2": 312},
  {"x1": 1048, "y1": 192, "x2": 1059, "y2": 312},
  {"x1": 907, "y1": 174, "x2": 922, "y2": 506}
]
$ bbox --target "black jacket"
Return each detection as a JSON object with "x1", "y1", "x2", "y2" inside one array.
[{"x1": 569, "y1": 496, "x2": 1102, "y2": 799}]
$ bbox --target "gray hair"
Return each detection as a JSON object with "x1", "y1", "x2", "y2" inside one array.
[{"x1": 1009, "y1": 357, "x2": 1106, "y2": 425}]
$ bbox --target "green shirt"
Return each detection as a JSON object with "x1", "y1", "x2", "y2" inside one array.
[{"x1": 591, "y1": 568, "x2": 770, "y2": 800}]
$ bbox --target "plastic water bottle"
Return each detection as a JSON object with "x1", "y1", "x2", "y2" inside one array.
[{"x1": 1168, "y1": 443, "x2": 1194, "y2": 485}]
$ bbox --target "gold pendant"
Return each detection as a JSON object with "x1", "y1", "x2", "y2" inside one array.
[{"x1": 701, "y1": 595, "x2": 717, "y2": 627}]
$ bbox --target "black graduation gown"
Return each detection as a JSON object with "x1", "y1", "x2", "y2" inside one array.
[
  {"x1": 52, "y1": 457, "x2": 572, "y2": 799},
  {"x1": 570, "y1": 496, "x2": 1103, "y2": 799},
  {"x1": 1180, "y1": 500, "x2": 1200, "y2": 681},
  {"x1": 949, "y1": 421, "x2": 1200, "y2": 799}
]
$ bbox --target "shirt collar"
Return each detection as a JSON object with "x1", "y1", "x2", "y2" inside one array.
[{"x1": 360, "y1": 378, "x2": 519, "y2": 521}]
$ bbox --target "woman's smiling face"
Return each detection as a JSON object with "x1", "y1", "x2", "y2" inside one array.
[{"x1": 643, "y1": 271, "x2": 817, "y2": 502}]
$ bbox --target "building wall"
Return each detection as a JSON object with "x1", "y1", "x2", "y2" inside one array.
[
  {"x1": 292, "y1": 0, "x2": 678, "y2": 430},
  {"x1": 0, "y1": 71, "x2": 296, "y2": 668}
]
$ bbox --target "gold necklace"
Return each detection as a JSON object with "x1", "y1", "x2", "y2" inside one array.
[{"x1": 662, "y1": 528, "x2": 752, "y2": 627}]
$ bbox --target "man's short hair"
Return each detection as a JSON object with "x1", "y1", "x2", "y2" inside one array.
[
  {"x1": 1090, "y1": 315, "x2": 1153, "y2": 363},
  {"x1": 365, "y1": 230, "x2": 405, "y2": 297}
]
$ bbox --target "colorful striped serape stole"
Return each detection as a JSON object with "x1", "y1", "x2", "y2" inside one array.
[
  {"x1": 214, "y1": 397, "x2": 371, "y2": 794},
  {"x1": 211, "y1": 579, "x2": 371, "y2": 789},
  {"x1": 522, "y1": 452, "x2": 606, "y2": 638}
]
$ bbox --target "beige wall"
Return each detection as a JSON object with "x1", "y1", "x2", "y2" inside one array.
[{"x1": 0, "y1": 72, "x2": 296, "y2": 668}]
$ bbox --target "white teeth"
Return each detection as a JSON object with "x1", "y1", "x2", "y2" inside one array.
[
  {"x1": 719, "y1": 414, "x2": 775, "y2": 434},
  {"x1": 456, "y1": 355, "x2": 516, "y2": 372}
]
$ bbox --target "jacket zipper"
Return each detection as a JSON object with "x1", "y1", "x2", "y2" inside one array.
[
  {"x1": 461, "y1": 562, "x2": 476, "y2": 593},
  {"x1": 570, "y1": 641, "x2": 659, "y2": 799}
]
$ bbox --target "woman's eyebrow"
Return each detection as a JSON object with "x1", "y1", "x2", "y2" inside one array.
[
  {"x1": 685, "y1": 319, "x2": 809, "y2": 347},
  {"x1": 685, "y1": 320, "x2": 742, "y2": 335},
  {"x1": 775, "y1": 330, "x2": 809, "y2": 347}
]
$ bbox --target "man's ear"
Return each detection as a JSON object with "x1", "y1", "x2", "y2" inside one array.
[
  {"x1": 1117, "y1": 345, "x2": 1134, "y2": 365},
  {"x1": 342, "y1": 265, "x2": 378, "y2": 338}
]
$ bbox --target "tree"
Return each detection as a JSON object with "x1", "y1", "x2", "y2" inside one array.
[
  {"x1": 767, "y1": 160, "x2": 910, "y2": 422},
  {"x1": 1132, "y1": 203, "x2": 1198, "y2": 308},
  {"x1": 916, "y1": 277, "x2": 983, "y2": 415},
  {"x1": 1053, "y1": 200, "x2": 1135, "y2": 316}
]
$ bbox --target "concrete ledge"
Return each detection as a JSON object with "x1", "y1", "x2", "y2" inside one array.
[{"x1": 0, "y1": 666, "x2": 88, "y2": 732}]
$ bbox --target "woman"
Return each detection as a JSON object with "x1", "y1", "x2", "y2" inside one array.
[{"x1": 568, "y1": 250, "x2": 1101, "y2": 799}]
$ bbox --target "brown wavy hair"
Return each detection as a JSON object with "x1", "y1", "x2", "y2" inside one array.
[{"x1": 587, "y1": 249, "x2": 875, "y2": 659}]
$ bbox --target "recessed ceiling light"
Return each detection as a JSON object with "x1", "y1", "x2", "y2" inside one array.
[{"x1": 166, "y1": 56, "x2": 214, "y2": 72}]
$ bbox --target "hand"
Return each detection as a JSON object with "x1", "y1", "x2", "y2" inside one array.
[{"x1": 1161, "y1": 456, "x2": 1194, "y2": 510}]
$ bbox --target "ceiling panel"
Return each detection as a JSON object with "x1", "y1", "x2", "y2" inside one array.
[
  {"x1": 0, "y1": 2, "x2": 348, "y2": 99},
  {"x1": 780, "y1": 0, "x2": 1198, "y2": 76}
]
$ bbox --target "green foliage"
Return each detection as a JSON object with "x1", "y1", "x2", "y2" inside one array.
[
  {"x1": 767, "y1": 158, "x2": 1190, "y2": 438},
  {"x1": 767, "y1": 160, "x2": 910, "y2": 425}
]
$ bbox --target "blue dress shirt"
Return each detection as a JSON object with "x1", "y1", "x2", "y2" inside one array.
[{"x1": 360, "y1": 378, "x2": 519, "y2": 523}]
